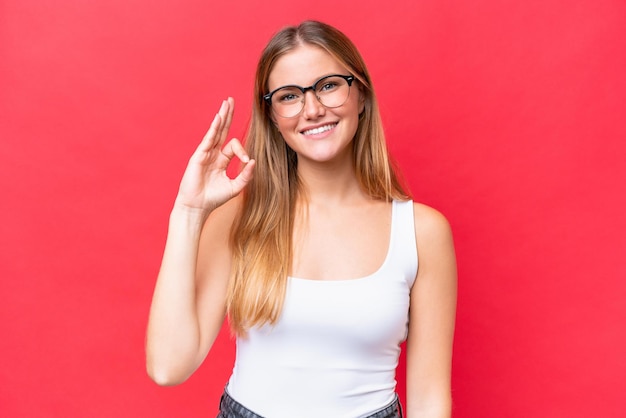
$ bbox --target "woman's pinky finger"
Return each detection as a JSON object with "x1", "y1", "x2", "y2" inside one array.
[
  {"x1": 198, "y1": 110, "x2": 224, "y2": 152},
  {"x1": 218, "y1": 97, "x2": 235, "y2": 144}
]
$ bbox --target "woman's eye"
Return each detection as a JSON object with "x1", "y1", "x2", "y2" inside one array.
[
  {"x1": 320, "y1": 82, "x2": 338, "y2": 92},
  {"x1": 278, "y1": 92, "x2": 300, "y2": 103}
]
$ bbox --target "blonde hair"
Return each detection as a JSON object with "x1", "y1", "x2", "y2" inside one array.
[{"x1": 228, "y1": 21, "x2": 409, "y2": 335}]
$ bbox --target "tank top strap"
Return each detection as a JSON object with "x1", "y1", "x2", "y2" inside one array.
[{"x1": 389, "y1": 200, "x2": 418, "y2": 288}]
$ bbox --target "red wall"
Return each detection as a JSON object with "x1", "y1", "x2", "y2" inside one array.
[{"x1": 1, "y1": 1, "x2": 625, "y2": 416}]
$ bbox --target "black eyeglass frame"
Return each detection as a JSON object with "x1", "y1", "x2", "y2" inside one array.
[{"x1": 263, "y1": 74, "x2": 356, "y2": 111}]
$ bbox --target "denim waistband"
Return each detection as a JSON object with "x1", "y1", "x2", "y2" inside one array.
[{"x1": 217, "y1": 389, "x2": 403, "y2": 418}]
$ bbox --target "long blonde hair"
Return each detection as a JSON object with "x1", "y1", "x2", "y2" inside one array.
[{"x1": 228, "y1": 21, "x2": 409, "y2": 335}]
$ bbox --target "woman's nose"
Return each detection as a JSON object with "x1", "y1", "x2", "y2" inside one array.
[{"x1": 301, "y1": 90, "x2": 325, "y2": 119}]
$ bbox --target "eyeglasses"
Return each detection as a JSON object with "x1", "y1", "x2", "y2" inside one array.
[{"x1": 263, "y1": 74, "x2": 355, "y2": 118}]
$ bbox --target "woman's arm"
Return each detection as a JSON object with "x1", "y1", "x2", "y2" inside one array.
[
  {"x1": 405, "y1": 203, "x2": 458, "y2": 417},
  {"x1": 145, "y1": 98, "x2": 254, "y2": 385}
]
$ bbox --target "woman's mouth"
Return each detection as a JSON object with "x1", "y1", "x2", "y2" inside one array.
[{"x1": 301, "y1": 123, "x2": 338, "y2": 136}]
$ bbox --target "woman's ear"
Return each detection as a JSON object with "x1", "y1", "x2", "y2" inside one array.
[
  {"x1": 268, "y1": 109, "x2": 279, "y2": 126},
  {"x1": 358, "y1": 91, "x2": 366, "y2": 114},
  {"x1": 270, "y1": 117, "x2": 282, "y2": 136},
  {"x1": 357, "y1": 84, "x2": 366, "y2": 114}
]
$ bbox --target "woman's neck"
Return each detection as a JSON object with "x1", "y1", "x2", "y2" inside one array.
[{"x1": 296, "y1": 158, "x2": 367, "y2": 206}]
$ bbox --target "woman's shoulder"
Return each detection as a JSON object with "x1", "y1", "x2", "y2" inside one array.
[
  {"x1": 196, "y1": 195, "x2": 245, "y2": 280},
  {"x1": 410, "y1": 201, "x2": 453, "y2": 244},
  {"x1": 199, "y1": 194, "x2": 244, "y2": 246},
  {"x1": 409, "y1": 201, "x2": 456, "y2": 283},
  {"x1": 204, "y1": 194, "x2": 244, "y2": 227}
]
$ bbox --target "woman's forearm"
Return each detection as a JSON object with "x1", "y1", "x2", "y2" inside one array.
[{"x1": 145, "y1": 207, "x2": 210, "y2": 385}]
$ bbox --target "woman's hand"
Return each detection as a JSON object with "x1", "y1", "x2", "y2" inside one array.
[{"x1": 174, "y1": 97, "x2": 255, "y2": 214}]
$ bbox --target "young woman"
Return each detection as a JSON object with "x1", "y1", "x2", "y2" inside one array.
[{"x1": 146, "y1": 21, "x2": 457, "y2": 418}]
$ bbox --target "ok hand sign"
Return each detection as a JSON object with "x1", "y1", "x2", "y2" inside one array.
[{"x1": 174, "y1": 98, "x2": 255, "y2": 214}]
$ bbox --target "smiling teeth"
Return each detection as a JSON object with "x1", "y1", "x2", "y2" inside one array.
[{"x1": 303, "y1": 123, "x2": 336, "y2": 135}]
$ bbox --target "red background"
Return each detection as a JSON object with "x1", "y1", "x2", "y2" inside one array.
[{"x1": 1, "y1": 0, "x2": 625, "y2": 416}]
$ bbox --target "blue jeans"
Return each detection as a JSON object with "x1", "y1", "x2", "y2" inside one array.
[{"x1": 216, "y1": 389, "x2": 403, "y2": 418}]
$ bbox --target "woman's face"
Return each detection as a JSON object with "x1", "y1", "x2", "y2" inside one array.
[{"x1": 267, "y1": 44, "x2": 364, "y2": 167}]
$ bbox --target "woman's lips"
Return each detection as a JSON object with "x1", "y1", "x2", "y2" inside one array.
[{"x1": 301, "y1": 122, "x2": 338, "y2": 136}]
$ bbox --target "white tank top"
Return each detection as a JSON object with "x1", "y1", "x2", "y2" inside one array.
[{"x1": 227, "y1": 200, "x2": 417, "y2": 418}]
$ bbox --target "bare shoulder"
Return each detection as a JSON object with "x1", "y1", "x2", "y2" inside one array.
[
  {"x1": 201, "y1": 194, "x2": 244, "y2": 238},
  {"x1": 199, "y1": 194, "x2": 244, "y2": 253},
  {"x1": 411, "y1": 202, "x2": 456, "y2": 280},
  {"x1": 197, "y1": 194, "x2": 244, "y2": 278},
  {"x1": 412, "y1": 202, "x2": 453, "y2": 245}
]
